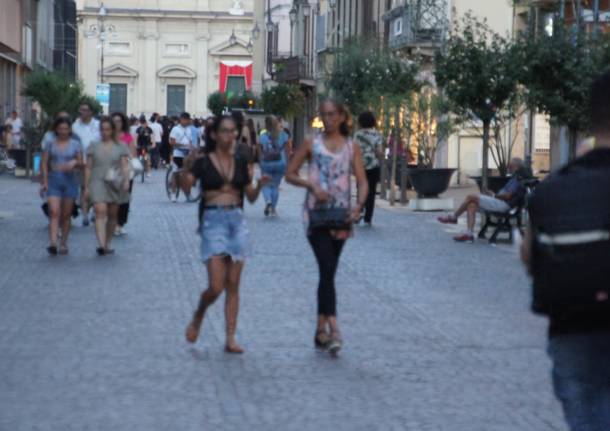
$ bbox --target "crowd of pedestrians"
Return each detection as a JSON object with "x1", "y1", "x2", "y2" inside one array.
[{"x1": 22, "y1": 67, "x2": 610, "y2": 430}]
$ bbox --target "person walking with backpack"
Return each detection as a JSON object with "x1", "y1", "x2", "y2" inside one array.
[
  {"x1": 260, "y1": 115, "x2": 291, "y2": 217},
  {"x1": 521, "y1": 70, "x2": 610, "y2": 431},
  {"x1": 286, "y1": 100, "x2": 368, "y2": 355}
]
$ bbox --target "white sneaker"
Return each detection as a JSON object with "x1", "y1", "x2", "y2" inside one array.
[
  {"x1": 171, "y1": 195, "x2": 177, "y2": 203},
  {"x1": 114, "y1": 227, "x2": 121, "y2": 237},
  {"x1": 146, "y1": 173, "x2": 152, "y2": 178},
  {"x1": 120, "y1": 227, "x2": 127, "y2": 235}
]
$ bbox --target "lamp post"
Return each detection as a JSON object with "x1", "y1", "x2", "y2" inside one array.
[
  {"x1": 88, "y1": 3, "x2": 116, "y2": 84},
  {"x1": 289, "y1": 6, "x2": 297, "y2": 56}
]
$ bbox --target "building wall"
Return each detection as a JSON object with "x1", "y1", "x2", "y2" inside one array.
[{"x1": 77, "y1": 0, "x2": 254, "y2": 117}]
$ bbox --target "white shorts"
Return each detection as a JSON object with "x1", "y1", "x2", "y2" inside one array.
[{"x1": 479, "y1": 195, "x2": 510, "y2": 213}]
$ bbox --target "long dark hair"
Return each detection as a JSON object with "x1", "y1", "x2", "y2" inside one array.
[
  {"x1": 204, "y1": 115, "x2": 236, "y2": 154},
  {"x1": 111, "y1": 112, "x2": 130, "y2": 134},
  {"x1": 321, "y1": 99, "x2": 353, "y2": 137},
  {"x1": 99, "y1": 116, "x2": 117, "y2": 140},
  {"x1": 246, "y1": 118, "x2": 257, "y2": 146},
  {"x1": 231, "y1": 110, "x2": 245, "y2": 141}
]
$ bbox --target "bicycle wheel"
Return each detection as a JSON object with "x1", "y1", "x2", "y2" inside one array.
[
  {"x1": 165, "y1": 166, "x2": 180, "y2": 201},
  {"x1": 185, "y1": 179, "x2": 201, "y2": 202}
]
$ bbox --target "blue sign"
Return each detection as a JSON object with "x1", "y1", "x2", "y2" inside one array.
[{"x1": 95, "y1": 83, "x2": 110, "y2": 104}]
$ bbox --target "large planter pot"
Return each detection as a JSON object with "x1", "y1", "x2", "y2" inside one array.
[
  {"x1": 406, "y1": 168, "x2": 456, "y2": 198},
  {"x1": 470, "y1": 176, "x2": 511, "y2": 194}
]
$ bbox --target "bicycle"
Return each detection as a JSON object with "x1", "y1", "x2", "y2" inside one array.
[{"x1": 165, "y1": 161, "x2": 201, "y2": 203}]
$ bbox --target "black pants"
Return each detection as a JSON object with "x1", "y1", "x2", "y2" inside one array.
[
  {"x1": 308, "y1": 228, "x2": 346, "y2": 316},
  {"x1": 117, "y1": 180, "x2": 133, "y2": 227},
  {"x1": 364, "y1": 167, "x2": 380, "y2": 224}
]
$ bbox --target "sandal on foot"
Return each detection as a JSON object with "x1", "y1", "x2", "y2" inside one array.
[
  {"x1": 96, "y1": 247, "x2": 106, "y2": 256},
  {"x1": 104, "y1": 248, "x2": 115, "y2": 255},
  {"x1": 185, "y1": 321, "x2": 201, "y2": 344},
  {"x1": 59, "y1": 246, "x2": 69, "y2": 255},
  {"x1": 224, "y1": 343, "x2": 245, "y2": 354},
  {"x1": 314, "y1": 330, "x2": 331, "y2": 350},
  {"x1": 47, "y1": 246, "x2": 58, "y2": 256},
  {"x1": 328, "y1": 332, "x2": 343, "y2": 355}
]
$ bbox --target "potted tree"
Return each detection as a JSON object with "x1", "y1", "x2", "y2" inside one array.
[
  {"x1": 435, "y1": 14, "x2": 522, "y2": 191},
  {"x1": 406, "y1": 86, "x2": 456, "y2": 198}
]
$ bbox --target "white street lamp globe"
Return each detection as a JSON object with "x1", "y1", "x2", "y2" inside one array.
[
  {"x1": 229, "y1": 30, "x2": 237, "y2": 46},
  {"x1": 252, "y1": 22, "x2": 261, "y2": 40},
  {"x1": 302, "y1": 1, "x2": 311, "y2": 17},
  {"x1": 289, "y1": 7, "x2": 298, "y2": 24},
  {"x1": 99, "y1": 3, "x2": 107, "y2": 17}
]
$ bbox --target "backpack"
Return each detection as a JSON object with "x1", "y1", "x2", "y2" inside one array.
[
  {"x1": 262, "y1": 133, "x2": 283, "y2": 162},
  {"x1": 528, "y1": 150, "x2": 610, "y2": 316}
]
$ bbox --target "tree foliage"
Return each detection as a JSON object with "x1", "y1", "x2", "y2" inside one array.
[
  {"x1": 260, "y1": 84, "x2": 304, "y2": 118},
  {"x1": 23, "y1": 69, "x2": 100, "y2": 123},
  {"x1": 435, "y1": 14, "x2": 521, "y2": 186},
  {"x1": 327, "y1": 37, "x2": 419, "y2": 115},
  {"x1": 521, "y1": 26, "x2": 607, "y2": 133}
]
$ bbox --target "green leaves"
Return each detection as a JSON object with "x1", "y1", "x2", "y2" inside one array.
[
  {"x1": 23, "y1": 69, "x2": 99, "y2": 121},
  {"x1": 207, "y1": 91, "x2": 258, "y2": 116},
  {"x1": 521, "y1": 26, "x2": 606, "y2": 133},
  {"x1": 260, "y1": 84, "x2": 304, "y2": 118},
  {"x1": 327, "y1": 37, "x2": 419, "y2": 115},
  {"x1": 435, "y1": 14, "x2": 521, "y2": 125}
]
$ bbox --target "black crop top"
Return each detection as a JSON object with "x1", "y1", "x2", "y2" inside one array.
[{"x1": 190, "y1": 154, "x2": 250, "y2": 193}]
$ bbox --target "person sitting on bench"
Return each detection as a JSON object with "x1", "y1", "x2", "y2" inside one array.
[{"x1": 438, "y1": 158, "x2": 527, "y2": 243}]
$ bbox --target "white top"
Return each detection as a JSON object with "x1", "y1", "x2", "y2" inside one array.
[
  {"x1": 5, "y1": 117, "x2": 23, "y2": 143},
  {"x1": 150, "y1": 121, "x2": 163, "y2": 143},
  {"x1": 169, "y1": 125, "x2": 193, "y2": 158},
  {"x1": 72, "y1": 118, "x2": 100, "y2": 157}
]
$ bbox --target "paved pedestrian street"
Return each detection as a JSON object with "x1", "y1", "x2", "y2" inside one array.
[{"x1": 0, "y1": 173, "x2": 566, "y2": 431}]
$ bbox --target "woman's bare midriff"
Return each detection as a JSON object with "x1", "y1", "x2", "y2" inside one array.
[{"x1": 204, "y1": 187, "x2": 242, "y2": 206}]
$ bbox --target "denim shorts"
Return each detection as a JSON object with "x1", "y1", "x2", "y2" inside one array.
[
  {"x1": 48, "y1": 173, "x2": 79, "y2": 200},
  {"x1": 200, "y1": 207, "x2": 250, "y2": 263}
]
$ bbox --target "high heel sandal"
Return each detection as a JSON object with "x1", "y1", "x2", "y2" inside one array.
[
  {"x1": 328, "y1": 331, "x2": 342, "y2": 356},
  {"x1": 314, "y1": 330, "x2": 330, "y2": 350}
]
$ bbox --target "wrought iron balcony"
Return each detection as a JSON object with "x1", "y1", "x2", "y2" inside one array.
[
  {"x1": 383, "y1": 0, "x2": 448, "y2": 51},
  {"x1": 273, "y1": 56, "x2": 314, "y2": 85}
]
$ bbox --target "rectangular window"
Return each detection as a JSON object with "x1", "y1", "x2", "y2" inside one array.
[
  {"x1": 109, "y1": 84, "x2": 127, "y2": 114},
  {"x1": 107, "y1": 42, "x2": 131, "y2": 56},
  {"x1": 393, "y1": 18, "x2": 403, "y2": 36},
  {"x1": 226, "y1": 76, "x2": 246, "y2": 96}
]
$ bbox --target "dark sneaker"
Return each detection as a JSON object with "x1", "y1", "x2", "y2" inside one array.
[
  {"x1": 264, "y1": 203, "x2": 272, "y2": 217},
  {"x1": 453, "y1": 233, "x2": 474, "y2": 243},
  {"x1": 438, "y1": 215, "x2": 458, "y2": 224}
]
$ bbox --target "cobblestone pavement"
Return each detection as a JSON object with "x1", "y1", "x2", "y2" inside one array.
[{"x1": 0, "y1": 173, "x2": 566, "y2": 431}]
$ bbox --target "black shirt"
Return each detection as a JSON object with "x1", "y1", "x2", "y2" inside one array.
[
  {"x1": 136, "y1": 126, "x2": 153, "y2": 148},
  {"x1": 190, "y1": 154, "x2": 250, "y2": 194},
  {"x1": 528, "y1": 148, "x2": 610, "y2": 337}
]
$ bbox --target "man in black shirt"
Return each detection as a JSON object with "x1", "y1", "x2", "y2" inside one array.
[
  {"x1": 136, "y1": 116, "x2": 154, "y2": 177},
  {"x1": 522, "y1": 71, "x2": 610, "y2": 431}
]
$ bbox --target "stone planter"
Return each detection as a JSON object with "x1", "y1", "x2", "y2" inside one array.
[{"x1": 406, "y1": 168, "x2": 456, "y2": 198}]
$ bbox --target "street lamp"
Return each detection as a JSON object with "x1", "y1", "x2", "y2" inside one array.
[
  {"x1": 251, "y1": 22, "x2": 261, "y2": 41},
  {"x1": 328, "y1": 0, "x2": 337, "y2": 9},
  {"x1": 247, "y1": 39, "x2": 254, "y2": 53},
  {"x1": 301, "y1": 1, "x2": 311, "y2": 17},
  {"x1": 229, "y1": 29, "x2": 237, "y2": 46},
  {"x1": 289, "y1": 6, "x2": 298, "y2": 24},
  {"x1": 88, "y1": 3, "x2": 116, "y2": 84}
]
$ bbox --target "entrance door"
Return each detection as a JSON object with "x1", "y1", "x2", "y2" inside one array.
[
  {"x1": 458, "y1": 137, "x2": 482, "y2": 185},
  {"x1": 167, "y1": 85, "x2": 185, "y2": 117},
  {"x1": 109, "y1": 83, "x2": 127, "y2": 114}
]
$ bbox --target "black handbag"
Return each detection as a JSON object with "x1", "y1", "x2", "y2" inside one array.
[{"x1": 308, "y1": 206, "x2": 351, "y2": 230}]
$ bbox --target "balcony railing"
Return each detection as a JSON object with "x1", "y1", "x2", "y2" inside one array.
[
  {"x1": 273, "y1": 56, "x2": 314, "y2": 84},
  {"x1": 383, "y1": 0, "x2": 448, "y2": 50}
]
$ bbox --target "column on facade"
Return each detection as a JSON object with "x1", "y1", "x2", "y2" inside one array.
[
  {"x1": 138, "y1": 19, "x2": 159, "y2": 116},
  {"x1": 81, "y1": 17, "x2": 99, "y2": 96},
  {"x1": 196, "y1": 20, "x2": 210, "y2": 117}
]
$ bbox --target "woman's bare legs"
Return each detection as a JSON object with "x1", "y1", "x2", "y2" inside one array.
[
  {"x1": 47, "y1": 197, "x2": 61, "y2": 248},
  {"x1": 94, "y1": 202, "x2": 108, "y2": 249},
  {"x1": 105, "y1": 203, "x2": 119, "y2": 251},
  {"x1": 186, "y1": 257, "x2": 228, "y2": 343},
  {"x1": 225, "y1": 260, "x2": 244, "y2": 353},
  {"x1": 59, "y1": 198, "x2": 74, "y2": 251}
]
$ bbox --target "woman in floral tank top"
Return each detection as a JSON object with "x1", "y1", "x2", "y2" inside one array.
[{"x1": 286, "y1": 100, "x2": 368, "y2": 355}]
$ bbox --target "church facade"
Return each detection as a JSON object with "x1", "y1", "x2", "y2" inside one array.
[{"x1": 76, "y1": 0, "x2": 256, "y2": 117}]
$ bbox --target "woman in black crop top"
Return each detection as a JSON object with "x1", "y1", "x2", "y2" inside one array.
[{"x1": 184, "y1": 115, "x2": 269, "y2": 353}]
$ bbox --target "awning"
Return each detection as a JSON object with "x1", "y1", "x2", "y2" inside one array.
[{"x1": 219, "y1": 61, "x2": 253, "y2": 92}]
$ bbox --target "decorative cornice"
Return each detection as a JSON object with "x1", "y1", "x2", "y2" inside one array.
[{"x1": 79, "y1": 7, "x2": 254, "y2": 20}]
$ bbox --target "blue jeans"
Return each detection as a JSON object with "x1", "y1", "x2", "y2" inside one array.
[
  {"x1": 548, "y1": 332, "x2": 610, "y2": 431},
  {"x1": 260, "y1": 161, "x2": 286, "y2": 209}
]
